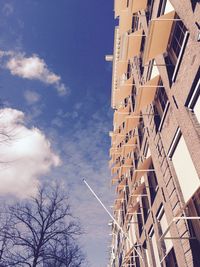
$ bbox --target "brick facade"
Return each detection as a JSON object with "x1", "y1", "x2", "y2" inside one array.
[{"x1": 108, "y1": 1, "x2": 200, "y2": 266}]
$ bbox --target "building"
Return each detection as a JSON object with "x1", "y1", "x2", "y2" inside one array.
[{"x1": 107, "y1": 0, "x2": 200, "y2": 266}]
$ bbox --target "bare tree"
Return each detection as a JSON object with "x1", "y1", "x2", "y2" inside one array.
[
  {"x1": 0, "y1": 107, "x2": 19, "y2": 167},
  {"x1": 42, "y1": 235, "x2": 85, "y2": 267},
  {"x1": 0, "y1": 211, "x2": 13, "y2": 267},
  {"x1": 0, "y1": 185, "x2": 85, "y2": 267}
]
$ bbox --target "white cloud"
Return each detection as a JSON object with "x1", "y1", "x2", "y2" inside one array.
[
  {"x1": 0, "y1": 108, "x2": 61, "y2": 198},
  {"x1": 24, "y1": 90, "x2": 41, "y2": 105},
  {"x1": 0, "y1": 50, "x2": 14, "y2": 57},
  {"x1": 56, "y1": 83, "x2": 70, "y2": 96},
  {"x1": 0, "y1": 50, "x2": 70, "y2": 96},
  {"x1": 6, "y1": 54, "x2": 60, "y2": 83}
]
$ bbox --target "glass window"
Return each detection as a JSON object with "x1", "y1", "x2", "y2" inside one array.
[
  {"x1": 157, "y1": 0, "x2": 174, "y2": 17},
  {"x1": 193, "y1": 94, "x2": 200, "y2": 123},
  {"x1": 127, "y1": 62, "x2": 132, "y2": 79},
  {"x1": 186, "y1": 70, "x2": 200, "y2": 124},
  {"x1": 191, "y1": 0, "x2": 200, "y2": 11},
  {"x1": 137, "y1": 206, "x2": 143, "y2": 236},
  {"x1": 151, "y1": 232, "x2": 161, "y2": 267},
  {"x1": 146, "y1": 0, "x2": 155, "y2": 25},
  {"x1": 170, "y1": 132, "x2": 200, "y2": 203},
  {"x1": 166, "y1": 17, "x2": 188, "y2": 84},
  {"x1": 138, "y1": 117, "x2": 145, "y2": 148},
  {"x1": 157, "y1": 209, "x2": 173, "y2": 255},
  {"x1": 157, "y1": 0, "x2": 166, "y2": 17},
  {"x1": 164, "y1": 0, "x2": 174, "y2": 14},
  {"x1": 154, "y1": 80, "x2": 169, "y2": 132},
  {"x1": 131, "y1": 85, "x2": 137, "y2": 111},
  {"x1": 193, "y1": 191, "x2": 200, "y2": 217},
  {"x1": 145, "y1": 248, "x2": 151, "y2": 267},
  {"x1": 186, "y1": 191, "x2": 200, "y2": 265},
  {"x1": 151, "y1": 63, "x2": 159, "y2": 80},
  {"x1": 132, "y1": 15, "x2": 139, "y2": 32},
  {"x1": 157, "y1": 85, "x2": 168, "y2": 113},
  {"x1": 188, "y1": 77, "x2": 200, "y2": 124},
  {"x1": 129, "y1": 216, "x2": 137, "y2": 244},
  {"x1": 148, "y1": 164, "x2": 158, "y2": 204},
  {"x1": 165, "y1": 248, "x2": 178, "y2": 267},
  {"x1": 168, "y1": 18, "x2": 187, "y2": 66},
  {"x1": 142, "y1": 188, "x2": 150, "y2": 223}
]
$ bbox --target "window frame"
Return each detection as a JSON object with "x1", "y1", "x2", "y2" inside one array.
[
  {"x1": 186, "y1": 75, "x2": 200, "y2": 124},
  {"x1": 165, "y1": 16, "x2": 189, "y2": 84},
  {"x1": 168, "y1": 128, "x2": 200, "y2": 203},
  {"x1": 167, "y1": 18, "x2": 189, "y2": 83},
  {"x1": 149, "y1": 227, "x2": 161, "y2": 267}
]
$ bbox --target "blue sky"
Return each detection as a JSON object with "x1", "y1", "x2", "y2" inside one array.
[{"x1": 0, "y1": 0, "x2": 116, "y2": 266}]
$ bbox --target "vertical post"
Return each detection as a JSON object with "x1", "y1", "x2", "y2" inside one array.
[{"x1": 83, "y1": 179, "x2": 144, "y2": 263}]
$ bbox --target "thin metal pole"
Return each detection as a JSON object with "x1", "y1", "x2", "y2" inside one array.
[
  {"x1": 83, "y1": 179, "x2": 144, "y2": 263},
  {"x1": 151, "y1": 18, "x2": 182, "y2": 21}
]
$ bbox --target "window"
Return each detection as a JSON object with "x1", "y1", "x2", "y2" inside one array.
[
  {"x1": 140, "y1": 34, "x2": 146, "y2": 55},
  {"x1": 147, "y1": 164, "x2": 158, "y2": 204},
  {"x1": 168, "y1": 18, "x2": 187, "y2": 66},
  {"x1": 135, "y1": 249, "x2": 140, "y2": 267},
  {"x1": 134, "y1": 148, "x2": 140, "y2": 169},
  {"x1": 132, "y1": 15, "x2": 139, "y2": 32},
  {"x1": 193, "y1": 92, "x2": 200, "y2": 123},
  {"x1": 138, "y1": 57, "x2": 144, "y2": 77},
  {"x1": 156, "y1": 84, "x2": 168, "y2": 113},
  {"x1": 191, "y1": 0, "x2": 200, "y2": 12},
  {"x1": 157, "y1": 0, "x2": 166, "y2": 17},
  {"x1": 137, "y1": 206, "x2": 143, "y2": 236},
  {"x1": 127, "y1": 62, "x2": 132, "y2": 79},
  {"x1": 143, "y1": 242, "x2": 151, "y2": 267},
  {"x1": 150, "y1": 230, "x2": 161, "y2": 267},
  {"x1": 165, "y1": 248, "x2": 178, "y2": 267},
  {"x1": 146, "y1": 0, "x2": 155, "y2": 25},
  {"x1": 166, "y1": 16, "x2": 189, "y2": 83},
  {"x1": 186, "y1": 70, "x2": 200, "y2": 124},
  {"x1": 154, "y1": 105, "x2": 161, "y2": 133},
  {"x1": 150, "y1": 61, "x2": 159, "y2": 80},
  {"x1": 122, "y1": 200, "x2": 127, "y2": 222},
  {"x1": 126, "y1": 0, "x2": 130, "y2": 8},
  {"x1": 130, "y1": 252, "x2": 134, "y2": 266},
  {"x1": 125, "y1": 180, "x2": 130, "y2": 204},
  {"x1": 131, "y1": 85, "x2": 137, "y2": 111},
  {"x1": 118, "y1": 252, "x2": 123, "y2": 267},
  {"x1": 186, "y1": 191, "x2": 200, "y2": 265},
  {"x1": 129, "y1": 216, "x2": 137, "y2": 244},
  {"x1": 143, "y1": 138, "x2": 150, "y2": 158},
  {"x1": 157, "y1": 207, "x2": 173, "y2": 256},
  {"x1": 142, "y1": 188, "x2": 150, "y2": 223},
  {"x1": 157, "y1": 0, "x2": 174, "y2": 17},
  {"x1": 154, "y1": 81, "x2": 169, "y2": 132},
  {"x1": 138, "y1": 117, "x2": 145, "y2": 148},
  {"x1": 169, "y1": 129, "x2": 200, "y2": 203}
]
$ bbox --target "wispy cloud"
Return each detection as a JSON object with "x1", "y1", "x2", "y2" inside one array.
[
  {"x1": 47, "y1": 104, "x2": 113, "y2": 265},
  {"x1": 24, "y1": 89, "x2": 41, "y2": 105},
  {"x1": 3, "y1": 2, "x2": 14, "y2": 16},
  {"x1": 0, "y1": 108, "x2": 61, "y2": 198},
  {"x1": 0, "y1": 51, "x2": 70, "y2": 96},
  {"x1": 51, "y1": 117, "x2": 64, "y2": 128}
]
